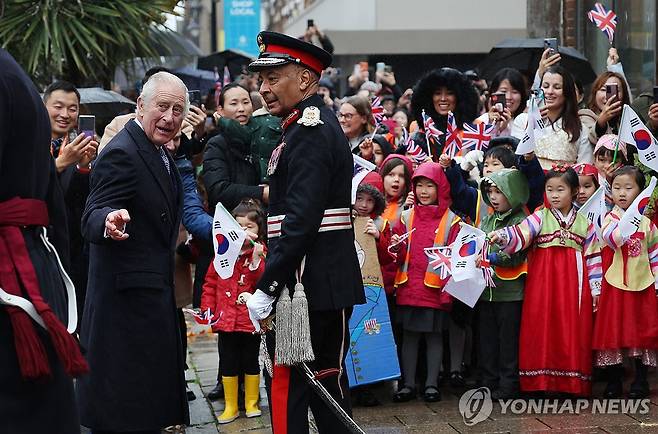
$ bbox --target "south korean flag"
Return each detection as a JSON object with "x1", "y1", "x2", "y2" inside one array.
[
  {"x1": 618, "y1": 176, "x2": 657, "y2": 239},
  {"x1": 212, "y1": 202, "x2": 247, "y2": 279}
]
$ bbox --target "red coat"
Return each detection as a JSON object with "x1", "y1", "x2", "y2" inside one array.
[
  {"x1": 393, "y1": 204, "x2": 459, "y2": 310},
  {"x1": 201, "y1": 245, "x2": 266, "y2": 333}
]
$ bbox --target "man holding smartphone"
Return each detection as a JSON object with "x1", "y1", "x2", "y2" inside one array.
[{"x1": 43, "y1": 81, "x2": 99, "y2": 319}]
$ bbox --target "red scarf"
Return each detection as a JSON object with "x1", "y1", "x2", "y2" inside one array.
[{"x1": 0, "y1": 197, "x2": 88, "y2": 380}]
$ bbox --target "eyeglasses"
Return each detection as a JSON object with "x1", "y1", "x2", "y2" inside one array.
[{"x1": 337, "y1": 112, "x2": 354, "y2": 120}]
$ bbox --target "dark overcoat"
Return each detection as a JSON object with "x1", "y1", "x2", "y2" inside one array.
[
  {"x1": 0, "y1": 48, "x2": 78, "y2": 434},
  {"x1": 78, "y1": 119, "x2": 189, "y2": 431}
]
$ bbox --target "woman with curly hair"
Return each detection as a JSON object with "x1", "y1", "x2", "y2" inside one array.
[{"x1": 408, "y1": 67, "x2": 480, "y2": 161}]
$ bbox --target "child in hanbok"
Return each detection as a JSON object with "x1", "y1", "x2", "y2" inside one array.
[
  {"x1": 593, "y1": 166, "x2": 658, "y2": 398},
  {"x1": 489, "y1": 165, "x2": 602, "y2": 396}
]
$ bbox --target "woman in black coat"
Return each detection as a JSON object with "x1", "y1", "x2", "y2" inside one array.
[{"x1": 202, "y1": 83, "x2": 266, "y2": 212}]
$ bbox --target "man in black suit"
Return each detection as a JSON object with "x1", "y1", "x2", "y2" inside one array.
[
  {"x1": 246, "y1": 32, "x2": 364, "y2": 433},
  {"x1": 78, "y1": 72, "x2": 189, "y2": 433}
]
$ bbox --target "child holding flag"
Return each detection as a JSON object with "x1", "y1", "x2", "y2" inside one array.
[
  {"x1": 593, "y1": 166, "x2": 658, "y2": 399},
  {"x1": 489, "y1": 165, "x2": 602, "y2": 396},
  {"x1": 388, "y1": 162, "x2": 461, "y2": 403},
  {"x1": 201, "y1": 199, "x2": 267, "y2": 424},
  {"x1": 477, "y1": 169, "x2": 529, "y2": 399}
]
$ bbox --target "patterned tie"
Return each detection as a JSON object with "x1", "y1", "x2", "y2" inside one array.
[{"x1": 159, "y1": 147, "x2": 171, "y2": 174}]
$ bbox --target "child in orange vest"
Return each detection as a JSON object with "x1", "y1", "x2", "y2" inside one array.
[{"x1": 389, "y1": 162, "x2": 461, "y2": 403}]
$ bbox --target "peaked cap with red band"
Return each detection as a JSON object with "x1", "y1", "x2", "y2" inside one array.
[{"x1": 248, "y1": 31, "x2": 332, "y2": 75}]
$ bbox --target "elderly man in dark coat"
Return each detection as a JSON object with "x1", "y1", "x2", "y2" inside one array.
[
  {"x1": 0, "y1": 48, "x2": 86, "y2": 434},
  {"x1": 78, "y1": 72, "x2": 189, "y2": 433}
]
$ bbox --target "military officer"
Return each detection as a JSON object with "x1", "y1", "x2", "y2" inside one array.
[{"x1": 246, "y1": 31, "x2": 364, "y2": 434}]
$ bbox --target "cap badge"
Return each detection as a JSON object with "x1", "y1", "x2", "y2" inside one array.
[
  {"x1": 257, "y1": 34, "x2": 265, "y2": 53},
  {"x1": 297, "y1": 106, "x2": 324, "y2": 127}
]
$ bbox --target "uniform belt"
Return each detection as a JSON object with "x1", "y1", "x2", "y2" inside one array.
[{"x1": 268, "y1": 207, "x2": 352, "y2": 239}]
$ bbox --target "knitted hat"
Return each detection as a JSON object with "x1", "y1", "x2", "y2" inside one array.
[{"x1": 357, "y1": 172, "x2": 386, "y2": 216}]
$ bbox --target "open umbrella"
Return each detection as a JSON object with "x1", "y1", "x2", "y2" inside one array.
[
  {"x1": 477, "y1": 38, "x2": 597, "y2": 85},
  {"x1": 78, "y1": 87, "x2": 136, "y2": 118},
  {"x1": 173, "y1": 66, "x2": 217, "y2": 95},
  {"x1": 197, "y1": 49, "x2": 254, "y2": 78}
]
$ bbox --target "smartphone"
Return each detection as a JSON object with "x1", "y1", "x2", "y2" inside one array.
[
  {"x1": 490, "y1": 92, "x2": 506, "y2": 109},
  {"x1": 188, "y1": 90, "x2": 201, "y2": 107},
  {"x1": 653, "y1": 86, "x2": 658, "y2": 103},
  {"x1": 376, "y1": 62, "x2": 385, "y2": 73},
  {"x1": 606, "y1": 83, "x2": 619, "y2": 102},
  {"x1": 78, "y1": 115, "x2": 95, "y2": 139},
  {"x1": 544, "y1": 37, "x2": 558, "y2": 54},
  {"x1": 384, "y1": 65, "x2": 393, "y2": 73},
  {"x1": 307, "y1": 19, "x2": 314, "y2": 28}
]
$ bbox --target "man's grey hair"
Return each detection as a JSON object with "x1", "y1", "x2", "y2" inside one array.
[{"x1": 139, "y1": 71, "x2": 190, "y2": 117}]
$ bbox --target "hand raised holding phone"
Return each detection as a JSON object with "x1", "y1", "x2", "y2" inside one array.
[{"x1": 55, "y1": 133, "x2": 95, "y2": 173}]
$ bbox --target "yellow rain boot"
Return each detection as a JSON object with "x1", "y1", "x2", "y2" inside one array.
[
  {"x1": 244, "y1": 374, "x2": 262, "y2": 418},
  {"x1": 218, "y1": 376, "x2": 239, "y2": 424}
]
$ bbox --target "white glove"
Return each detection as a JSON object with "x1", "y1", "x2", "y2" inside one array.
[
  {"x1": 246, "y1": 289, "x2": 276, "y2": 332},
  {"x1": 236, "y1": 292, "x2": 252, "y2": 305},
  {"x1": 460, "y1": 149, "x2": 484, "y2": 172}
]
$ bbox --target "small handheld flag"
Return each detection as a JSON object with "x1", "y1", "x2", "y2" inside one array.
[
  {"x1": 183, "y1": 308, "x2": 221, "y2": 327},
  {"x1": 618, "y1": 176, "x2": 657, "y2": 238},
  {"x1": 405, "y1": 129, "x2": 430, "y2": 163},
  {"x1": 450, "y1": 222, "x2": 486, "y2": 282},
  {"x1": 587, "y1": 2, "x2": 617, "y2": 44},
  {"x1": 619, "y1": 104, "x2": 658, "y2": 172},
  {"x1": 577, "y1": 185, "x2": 606, "y2": 241},
  {"x1": 424, "y1": 247, "x2": 452, "y2": 280},
  {"x1": 422, "y1": 109, "x2": 443, "y2": 146},
  {"x1": 444, "y1": 111, "x2": 462, "y2": 158},
  {"x1": 352, "y1": 154, "x2": 377, "y2": 204},
  {"x1": 462, "y1": 122, "x2": 494, "y2": 151},
  {"x1": 212, "y1": 203, "x2": 247, "y2": 279},
  {"x1": 515, "y1": 96, "x2": 545, "y2": 155}
]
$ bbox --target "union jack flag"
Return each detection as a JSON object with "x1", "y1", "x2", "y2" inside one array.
[
  {"x1": 444, "y1": 111, "x2": 462, "y2": 158},
  {"x1": 405, "y1": 132, "x2": 429, "y2": 163},
  {"x1": 479, "y1": 240, "x2": 496, "y2": 288},
  {"x1": 422, "y1": 109, "x2": 443, "y2": 145},
  {"x1": 424, "y1": 247, "x2": 452, "y2": 279},
  {"x1": 371, "y1": 96, "x2": 385, "y2": 127},
  {"x1": 183, "y1": 307, "x2": 221, "y2": 327},
  {"x1": 214, "y1": 66, "x2": 232, "y2": 107},
  {"x1": 462, "y1": 122, "x2": 495, "y2": 151},
  {"x1": 588, "y1": 2, "x2": 617, "y2": 43}
]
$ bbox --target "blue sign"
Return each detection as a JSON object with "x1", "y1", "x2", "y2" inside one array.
[
  {"x1": 224, "y1": 0, "x2": 260, "y2": 57},
  {"x1": 345, "y1": 285, "x2": 401, "y2": 387}
]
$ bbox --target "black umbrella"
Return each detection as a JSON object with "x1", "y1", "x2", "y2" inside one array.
[
  {"x1": 197, "y1": 49, "x2": 254, "y2": 79},
  {"x1": 173, "y1": 66, "x2": 217, "y2": 95},
  {"x1": 477, "y1": 38, "x2": 597, "y2": 85},
  {"x1": 78, "y1": 87, "x2": 136, "y2": 118}
]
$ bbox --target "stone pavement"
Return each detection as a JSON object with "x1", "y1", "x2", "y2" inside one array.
[{"x1": 182, "y1": 314, "x2": 658, "y2": 433}]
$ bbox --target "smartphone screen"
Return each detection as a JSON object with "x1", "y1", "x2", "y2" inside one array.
[
  {"x1": 491, "y1": 92, "x2": 506, "y2": 109},
  {"x1": 653, "y1": 86, "x2": 658, "y2": 104},
  {"x1": 188, "y1": 90, "x2": 201, "y2": 107},
  {"x1": 543, "y1": 38, "x2": 558, "y2": 54},
  {"x1": 78, "y1": 115, "x2": 95, "y2": 139},
  {"x1": 307, "y1": 19, "x2": 314, "y2": 28},
  {"x1": 606, "y1": 83, "x2": 618, "y2": 101}
]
